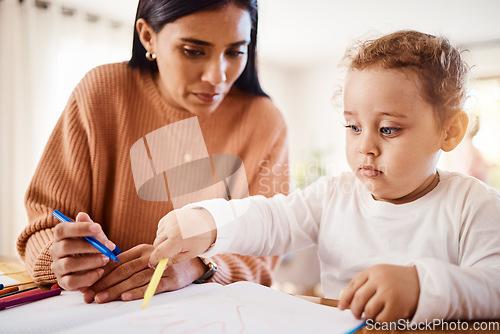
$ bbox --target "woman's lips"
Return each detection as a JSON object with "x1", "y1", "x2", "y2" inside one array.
[
  {"x1": 361, "y1": 166, "x2": 381, "y2": 177},
  {"x1": 194, "y1": 93, "x2": 220, "y2": 103}
]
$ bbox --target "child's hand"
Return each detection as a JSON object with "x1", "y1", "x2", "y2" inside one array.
[
  {"x1": 338, "y1": 264, "x2": 420, "y2": 322},
  {"x1": 149, "y1": 208, "x2": 217, "y2": 268}
]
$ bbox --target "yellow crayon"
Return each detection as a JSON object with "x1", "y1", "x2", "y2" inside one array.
[{"x1": 142, "y1": 258, "x2": 169, "y2": 309}]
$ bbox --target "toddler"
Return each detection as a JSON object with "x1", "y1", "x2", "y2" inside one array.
[{"x1": 149, "y1": 30, "x2": 500, "y2": 323}]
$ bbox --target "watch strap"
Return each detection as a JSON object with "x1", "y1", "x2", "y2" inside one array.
[{"x1": 193, "y1": 257, "x2": 218, "y2": 284}]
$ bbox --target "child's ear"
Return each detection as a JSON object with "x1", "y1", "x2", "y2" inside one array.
[{"x1": 441, "y1": 110, "x2": 469, "y2": 152}]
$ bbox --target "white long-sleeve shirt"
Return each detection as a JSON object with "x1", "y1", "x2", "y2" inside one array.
[{"x1": 191, "y1": 170, "x2": 500, "y2": 322}]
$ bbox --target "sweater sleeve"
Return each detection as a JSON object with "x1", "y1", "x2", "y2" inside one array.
[
  {"x1": 249, "y1": 116, "x2": 290, "y2": 197},
  {"x1": 410, "y1": 190, "x2": 500, "y2": 322},
  {"x1": 208, "y1": 113, "x2": 290, "y2": 286},
  {"x1": 17, "y1": 95, "x2": 93, "y2": 285}
]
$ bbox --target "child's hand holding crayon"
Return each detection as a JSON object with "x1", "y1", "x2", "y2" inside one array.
[
  {"x1": 149, "y1": 208, "x2": 217, "y2": 268},
  {"x1": 338, "y1": 264, "x2": 420, "y2": 322}
]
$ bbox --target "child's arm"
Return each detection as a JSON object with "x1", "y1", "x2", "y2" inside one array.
[
  {"x1": 149, "y1": 177, "x2": 329, "y2": 268},
  {"x1": 406, "y1": 188, "x2": 500, "y2": 321},
  {"x1": 340, "y1": 185, "x2": 500, "y2": 322}
]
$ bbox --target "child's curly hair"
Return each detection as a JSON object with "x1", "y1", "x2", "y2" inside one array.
[{"x1": 343, "y1": 30, "x2": 470, "y2": 127}]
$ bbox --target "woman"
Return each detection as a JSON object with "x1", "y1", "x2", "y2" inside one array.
[{"x1": 17, "y1": 0, "x2": 289, "y2": 304}]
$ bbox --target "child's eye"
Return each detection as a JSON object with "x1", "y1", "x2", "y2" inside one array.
[
  {"x1": 380, "y1": 127, "x2": 400, "y2": 135},
  {"x1": 183, "y1": 48, "x2": 204, "y2": 57},
  {"x1": 345, "y1": 125, "x2": 361, "y2": 133}
]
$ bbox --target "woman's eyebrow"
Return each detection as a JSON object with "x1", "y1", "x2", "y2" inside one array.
[{"x1": 180, "y1": 38, "x2": 250, "y2": 47}]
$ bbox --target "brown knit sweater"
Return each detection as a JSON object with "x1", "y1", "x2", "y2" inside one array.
[{"x1": 17, "y1": 62, "x2": 289, "y2": 286}]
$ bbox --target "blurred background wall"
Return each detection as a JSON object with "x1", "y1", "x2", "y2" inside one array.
[{"x1": 1, "y1": 0, "x2": 500, "y2": 295}]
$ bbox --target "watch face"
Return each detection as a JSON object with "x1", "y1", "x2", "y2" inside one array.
[{"x1": 200, "y1": 257, "x2": 217, "y2": 270}]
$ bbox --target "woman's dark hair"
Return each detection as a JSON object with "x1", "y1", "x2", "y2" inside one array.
[{"x1": 129, "y1": 0, "x2": 267, "y2": 97}]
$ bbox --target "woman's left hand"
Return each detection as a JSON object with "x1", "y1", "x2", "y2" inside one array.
[{"x1": 82, "y1": 244, "x2": 206, "y2": 303}]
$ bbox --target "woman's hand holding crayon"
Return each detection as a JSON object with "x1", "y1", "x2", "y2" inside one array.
[
  {"x1": 49, "y1": 212, "x2": 116, "y2": 291},
  {"x1": 149, "y1": 208, "x2": 217, "y2": 269},
  {"x1": 81, "y1": 207, "x2": 215, "y2": 304}
]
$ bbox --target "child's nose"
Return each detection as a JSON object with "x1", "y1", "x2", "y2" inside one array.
[{"x1": 358, "y1": 132, "x2": 379, "y2": 156}]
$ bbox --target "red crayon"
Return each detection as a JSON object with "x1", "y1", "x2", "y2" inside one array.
[
  {"x1": 0, "y1": 287, "x2": 38, "y2": 299},
  {"x1": 0, "y1": 288, "x2": 61, "y2": 310},
  {"x1": 1, "y1": 288, "x2": 42, "y2": 302}
]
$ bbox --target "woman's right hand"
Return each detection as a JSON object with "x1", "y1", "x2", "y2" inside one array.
[
  {"x1": 49, "y1": 212, "x2": 116, "y2": 291},
  {"x1": 149, "y1": 208, "x2": 217, "y2": 268}
]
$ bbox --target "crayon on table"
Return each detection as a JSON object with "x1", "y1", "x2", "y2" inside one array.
[
  {"x1": 0, "y1": 287, "x2": 19, "y2": 296},
  {"x1": 142, "y1": 258, "x2": 169, "y2": 310},
  {"x1": 52, "y1": 210, "x2": 120, "y2": 261},
  {"x1": 0, "y1": 288, "x2": 61, "y2": 310},
  {"x1": 0, "y1": 288, "x2": 42, "y2": 302},
  {"x1": 0, "y1": 287, "x2": 38, "y2": 299},
  {"x1": 0, "y1": 281, "x2": 35, "y2": 290}
]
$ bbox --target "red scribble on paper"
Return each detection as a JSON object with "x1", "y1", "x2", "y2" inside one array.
[
  {"x1": 181, "y1": 305, "x2": 246, "y2": 334},
  {"x1": 126, "y1": 304, "x2": 247, "y2": 334}
]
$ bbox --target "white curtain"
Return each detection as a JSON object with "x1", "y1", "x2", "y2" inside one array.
[{"x1": 0, "y1": 0, "x2": 134, "y2": 258}]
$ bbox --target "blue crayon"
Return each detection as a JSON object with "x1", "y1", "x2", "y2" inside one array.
[{"x1": 52, "y1": 210, "x2": 120, "y2": 261}]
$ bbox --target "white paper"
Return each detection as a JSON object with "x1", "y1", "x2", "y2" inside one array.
[
  {"x1": 0, "y1": 282, "x2": 364, "y2": 334},
  {"x1": 0, "y1": 271, "x2": 21, "y2": 286},
  {"x1": 0, "y1": 283, "x2": 220, "y2": 333}
]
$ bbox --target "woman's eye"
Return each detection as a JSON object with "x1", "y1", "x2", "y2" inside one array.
[
  {"x1": 227, "y1": 50, "x2": 246, "y2": 57},
  {"x1": 183, "y1": 48, "x2": 204, "y2": 57},
  {"x1": 380, "y1": 127, "x2": 400, "y2": 135},
  {"x1": 345, "y1": 125, "x2": 361, "y2": 133}
]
